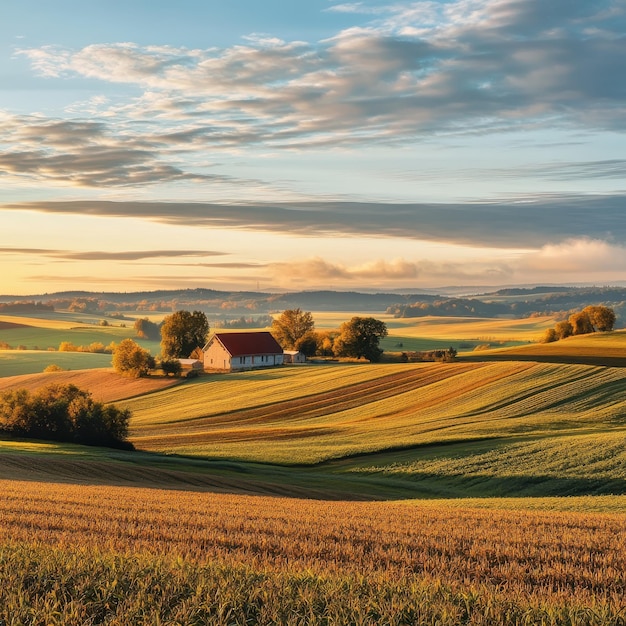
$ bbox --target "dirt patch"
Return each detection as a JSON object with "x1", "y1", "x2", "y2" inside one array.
[{"x1": 0, "y1": 369, "x2": 181, "y2": 402}]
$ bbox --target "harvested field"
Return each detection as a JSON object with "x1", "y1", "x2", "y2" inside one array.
[
  {"x1": 1, "y1": 479, "x2": 625, "y2": 624},
  {"x1": 0, "y1": 368, "x2": 180, "y2": 402}
]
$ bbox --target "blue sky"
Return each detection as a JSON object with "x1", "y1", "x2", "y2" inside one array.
[{"x1": 1, "y1": 0, "x2": 626, "y2": 294}]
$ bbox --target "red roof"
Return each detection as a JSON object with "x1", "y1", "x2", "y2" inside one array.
[{"x1": 209, "y1": 331, "x2": 283, "y2": 357}]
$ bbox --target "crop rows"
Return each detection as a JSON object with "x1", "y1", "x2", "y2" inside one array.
[
  {"x1": 129, "y1": 362, "x2": 626, "y2": 465},
  {"x1": 1, "y1": 479, "x2": 626, "y2": 624}
]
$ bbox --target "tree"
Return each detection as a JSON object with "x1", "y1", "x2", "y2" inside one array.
[
  {"x1": 112, "y1": 338, "x2": 155, "y2": 378},
  {"x1": 134, "y1": 317, "x2": 161, "y2": 340},
  {"x1": 161, "y1": 310, "x2": 210, "y2": 358},
  {"x1": 569, "y1": 311, "x2": 594, "y2": 335},
  {"x1": 294, "y1": 331, "x2": 319, "y2": 357},
  {"x1": 271, "y1": 309, "x2": 315, "y2": 350},
  {"x1": 160, "y1": 358, "x2": 183, "y2": 377},
  {"x1": 542, "y1": 328, "x2": 558, "y2": 344},
  {"x1": 333, "y1": 317, "x2": 388, "y2": 362},
  {"x1": 554, "y1": 320, "x2": 573, "y2": 340},
  {"x1": 583, "y1": 306, "x2": 616, "y2": 332},
  {"x1": 0, "y1": 384, "x2": 132, "y2": 448}
]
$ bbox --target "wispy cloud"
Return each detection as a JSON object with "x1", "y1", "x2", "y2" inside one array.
[
  {"x1": 3, "y1": 195, "x2": 625, "y2": 249},
  {"x1": 0, "y1": 247, "x2": 226, "y2": 261}
]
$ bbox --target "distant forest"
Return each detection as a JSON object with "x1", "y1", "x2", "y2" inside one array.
[
  {"x1": 1, "y1": 286, "x2": 625, "y2": 325},
  {"x1": 388, "y1": 287, "x2": 626, "y2": 323}
]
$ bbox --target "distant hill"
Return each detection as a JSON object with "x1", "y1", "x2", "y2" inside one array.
[
  {"x1": 1, "y1": 285, "x2": 625, "y2": 321},
  {"x1": 0, "y1": 288, "x2": 435, "y2": 313}
]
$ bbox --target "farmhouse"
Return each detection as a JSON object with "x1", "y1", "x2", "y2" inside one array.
[{"x1": 202, "y1": 331, "x2": 284, "y2": 371}]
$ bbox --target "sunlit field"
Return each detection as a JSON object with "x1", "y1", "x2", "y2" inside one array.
[
  {"x1": 0, "y1": 349, "x2": 113, "y2": 376},
  {"x1": 126, "y1": 360, "x2": 626, "y2": 470},
  {"x1": 1, "y1": 479, "x2": 625, "y2": 624},
  {"x1": 0, "y1": 312, "x2": 160, "y2": 376},
  {"x1": 3, "y1": 313, "x2": 626, "y2": 623}
]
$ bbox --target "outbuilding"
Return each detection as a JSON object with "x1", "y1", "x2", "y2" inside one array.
[
  {"x1": 283, "y1": 350, "x2": 306, "y2": 364},
  {"x1": 202, "y1": 331, "x2": 284, "y2": 371}
]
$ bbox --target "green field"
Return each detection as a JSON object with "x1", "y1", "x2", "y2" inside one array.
[
  {"x1": 111, "y1": 335, "x2": 626, "y2": 499},
  {"x1": 0, "y1": 311, "x2": 161, "y2": 376},
  {"x1": 0, "y1": 349, "x2": 114, "y2": 376}
]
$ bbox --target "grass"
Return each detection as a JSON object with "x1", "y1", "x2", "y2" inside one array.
[
  {"x1": 0, "y1": 311, "x2": 161, "y2": 377},
  {"x1": 0, "y1": 349, "x2": 114, "y2": 376}
]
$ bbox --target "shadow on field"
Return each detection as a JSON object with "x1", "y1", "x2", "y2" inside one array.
[
  {"x1": 462, "y1": 353, "x2": 626, "y2": 368},
  {"x1": 358, "y1": 470, "x2": 626, "y2": 499}
]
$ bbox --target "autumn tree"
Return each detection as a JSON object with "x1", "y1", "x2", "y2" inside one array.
[
  {"x1": 554, "y1": 320, "x2": 573, "y2": 340},
  {"x1": 583, "y1": 305, "x2": 616, "y2": 332},
  {"x1": 542, "y1": 328, "x2": 558, "y2": 344},
  {"x1": 333, "y1": 317, "x2": 388, "y2": 362},
  {"x1": 112, "y1": 338, "x2": 155, "y2": 378},
  {"x1": 569, "y1": 311, "x2": 594, "y2": 336},
  {"x1": 271, "y1": 309, "x2": 315, "y2": 350},
  {"x1": 160, "y1": 310, "x2": 210, "y2": 358},
  {"x1": 294, "y1": 332, "x2": 319, "y2": 357}
]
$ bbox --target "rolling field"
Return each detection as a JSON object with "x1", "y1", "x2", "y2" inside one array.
[
  {"x1": 2, "y1": 323, "x2": 626, "y2": 622},
  {"x1": 313, "y1": 311, "x2": 554, "y2": 352},
  {"x1": 0, "y1": 368, "x2": 180, "y2": 402},
  {"x1": 126, "y1": 359, "x2": 626, "y2": 471},
  {"x1": 0, "y1": 349, "x2": 115, "y2": 376},
  {"x1": 465, "y1": 330, "x2": 626, "y2": 367}
]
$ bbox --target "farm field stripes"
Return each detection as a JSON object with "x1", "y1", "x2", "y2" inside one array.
[
  {"x1": 1, "y1": 478, "x2": 626, "y2": 624},
  {"x1": 126, "y1": 363, "x2": 433, "y2": 426},
  {"x1": 129, "y1": 361, "x2": 626, "y2": 465},
  {"x1": 135, "y1": 362, "x2": 488, "y2": 434}
]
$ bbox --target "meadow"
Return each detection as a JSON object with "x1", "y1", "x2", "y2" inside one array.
[{"x1": 0, "y1": 311, "x2": 161, "y2": 376}]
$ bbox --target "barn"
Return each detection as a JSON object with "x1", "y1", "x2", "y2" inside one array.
[{"x1": 202, "y1": 331, "x2": 284, "y2": 371}]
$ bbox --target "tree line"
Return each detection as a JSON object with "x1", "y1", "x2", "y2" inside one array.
[
  {"x1": 542, "y1": 306, "x2": 616, "y2": 343},
  {"x1": 271, "y1": 309, "x2": 388, "y2": 362},
  {"x1": 113, "y1": 308, "x2": 391, "y2": 377}
]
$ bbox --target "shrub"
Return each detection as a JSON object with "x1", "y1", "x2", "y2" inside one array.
[
  {"x1": 0, "y1": 384, "x2": 132, "y2": 449},
  {"x1": 43, "y1": 364, "x2": 64, "y2": 372},
  {"x1": 160, "y1": 358, "x2": 183, "y2": 377}
]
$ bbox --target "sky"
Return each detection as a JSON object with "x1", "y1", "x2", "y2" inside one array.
[{"x1": 1, "y1": 0, "x2": 626, "y2": 295}]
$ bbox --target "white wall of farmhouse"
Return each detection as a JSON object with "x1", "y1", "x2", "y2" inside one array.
[{"x1": 203, "y1": 339, "x2": 232, "y2": 370}]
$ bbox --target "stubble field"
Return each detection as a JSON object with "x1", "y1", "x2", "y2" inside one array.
[{"x1": 2, "y1": 479, "x2": 626, "y2": 625}]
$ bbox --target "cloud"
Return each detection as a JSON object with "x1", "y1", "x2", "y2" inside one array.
[
  {"x1": 3, "y1": 194, "x2": 625, "y2": 249},
  {"x1": 520, "y1": 238, "x2": 626, "y2": 274},
  {"x1": 267, "y1": 255, "x2": 512, "y2": 287},
  {"x1": 0, "y1": 247, "x2": 226, "y2": 261},
  {"x1": 0, "y1": 113, "x2": 240, "y2": 187},
  {"x1": 13, "y1": 0, "x2": 626, "y2": 158}
]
